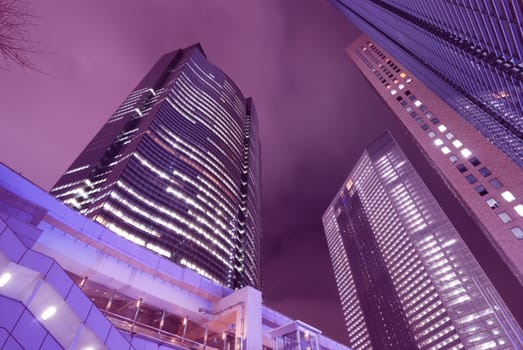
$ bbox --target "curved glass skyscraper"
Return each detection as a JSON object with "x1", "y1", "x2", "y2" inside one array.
[{"x1": 50, "y1": 44, "x2": 262, "y2": 290}]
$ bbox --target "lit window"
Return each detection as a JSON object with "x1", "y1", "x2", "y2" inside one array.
[
  {"x1": 414, "y1": 100, "x2": 422, "y2": 107},
  {"x1": 474, "y1": 185, "x2": 488, "y2": 196},
  {"x1": 510, "y1": 226, "x2": 523, "y2": 239},
  {"x1": 400, "y1": 72, "x2": 406, "y2": 78},
  {"x1": 449, "y1": 155, "x2": 458, "y2": 163},
  {"x1": 489, "y1": 178, "x2": 503, "y2": 189},
  {"x1": 445, "y1": 132, "x2": 454, "y2": 140},
  {"x1": 438, "y1": 125, "x2": 447, "y2": 132},
  {"x1": 478, "y1": 167, "x2": 491, "y2": 177},
  {"x1": 497, "y1": 212, "x2": 512, "y2": 223},
  {"x1": 452, "y1": 140, "x2": 463, "y2": 148},
  {"x1": 406, "y1": 106, "x2": 413, "y2": 112},
  {"x1": 461, "y1": 148, "x2": 472, "y2": 158},
  {"x1": 406, "y1": 78, "x2": 412, "y2": 83},
  {"x1": 486, "y1": 198, "x2": 499, "y2": 209},
  {"x1": 391, "y1": 89, "x2": 397, "y2": 95},
  {"x1": 465, "y1": 174, "x2": 478, "y2": 184},
  {"x1": 456, "y1": 164, "x2": 468, "y2": 173},
  {"x1": 514, "y1": 204, "x2": 523, "y2": 217},
  {"x1": 398, "y1": 84, "x2": 405, "y2": 90},
  {"x1": 427, "y1": 131, "x2": 436, "y2": 138},
  {"x1": 441, "y1": 147, "x2": 451, "y2": 154},
  {"x1": 425, "y1": 111, "x2": 433, "y2": 118},
  {"x1": 501, "y1": 191, "x2": 515, "y2": 202},
  {"x1": 434, "y1": 138, "x2": 443, "y2": 146}
]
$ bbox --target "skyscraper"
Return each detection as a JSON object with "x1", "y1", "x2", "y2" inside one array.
[
  {"x1": 330, "y1": 1, "x2": 523, "y2": 169},
  {"x1": 50, "y1": 44, "x2": 262, "y2": 290},
  {"x1": 347, "y1": 35, "x2": 523, "y2": 289},
  {"x1": 323, "y1": 132, "x2": 523, "y2": 350}
]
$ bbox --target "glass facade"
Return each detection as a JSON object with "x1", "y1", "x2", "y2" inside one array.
[
  {"x1": 323, "y1": 132, "x2": 523, "y2": 350},
  {"x1": 50, "y1": 44, "x2": 261, "y2": 290},
  {"x1": 330, "y1": 0, "x2": 523, "y2": 169}
]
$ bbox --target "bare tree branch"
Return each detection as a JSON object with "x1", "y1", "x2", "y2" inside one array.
[{"x1": 0, "y1": 0, "x2": 36, "y2": 69}]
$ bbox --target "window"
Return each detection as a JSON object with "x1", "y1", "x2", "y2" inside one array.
[
  {"x1": 427, "y1": 131, "x2": 436, "y2": 138},
  {"x1": 396, "y1": 96, "x2": 403, "y2": 101},
  {"x1": 445, "y1": 132, "x2": 454, "y2": 140},
  {"x1": 486, "y1": 198, "x2": 500, "y2": 209},
  {"x1": 510, "y1": 226, "x2": 523, "y2": 239},
  {"x1": 409, "y1": 95, "x2": 417, "y2": 101},
  {"x1": 465, "y1": 174, "x2": 478, "y2": 184},
  {"x1": 406, "y1": 106, "x2": 413, "y2": 112},
  {"x1": 478, "y1": 167, "x2": 492, "y2": 177},
  {"x1": 438, "y1": 124, "x2": 447, "y2": 132},
  {"x1": 434, "y1": 138, "x2": 444, "y2": 146},
  {"x1": 489, "y1": 178, "x2": 503, "y2": 189},
  {"x1": 400, "y1": 100, "x2": 408, "y2": 106},
  {"x1": 497, "y1": 212, "x2": 512, "y2": 223},
  {"x1": 414, "y1": 100, "x2": 422, "y2": 107},
  {"x1": 419, "y1": 105, "x2": 428, "y2": 112},
  {"x1": 452, "y1": 140, "x2": 463, "y2": 148},
  {"x1": 398, "y1": 84, "x2": 405, "y2": 90},
  {"x1": 501, "y1": 191, "x2": 515, "y2": 202},
  {"x1": 441, "y1": 147, "x2": 451, "y2": 154},
  {"x1": 474, "y1": 185, "x2": 488, "y2": 196},
  {"x1": 469, "y1": 157, "x2": 481, "y2": 166},
  {"x1": 421, "y1": 124, "x2": 429, "y2": 131},
  {"x1": 456, "y1": 164, "x2": 468, "y2": 173},
  {"x1": 391, "y1": 89, "x2": 397, "y2": 95},
  {"x1": 431, "y1": 118, "x2": 440, "y2": 125},
  {"x1": 412, "y1": 112, "x2": 419, "y2": 118},
  {"x1": 514, "y1": 204, "x2": 523, "y2": 217},
  {"x1": 405, "y1": 90, "x2": 411, "y2": 96},
  {"x1": 449, "y1": 155, "x2": 458, "y2": 163},
  {"x1": 461, "y1": 148, "x2": 472, "y2": 158}
]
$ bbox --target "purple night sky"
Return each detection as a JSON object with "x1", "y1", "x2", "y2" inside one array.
[{"x1": 1, "y1": 0, "x2": 520, "y2": 344}]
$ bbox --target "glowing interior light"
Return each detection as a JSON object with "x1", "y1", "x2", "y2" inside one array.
[
  {"x1": 434, "y1": 138, "x2": 443, "y2": 146},
  {"x1": 452, "y1": 140, "x2": 463, "y2": 148},
  {"x1": 414, "y1": 100, "x2": 422, "y2": 107},
  {"x1": 41, "y1": 306, "x2": 57, "y2": 320},
  {"x1": 0, "y1": 272, "x2": 12, "y2": 287},
  {"x1": 514, "y1": 204, "x2": 523, "y2": 217},
  {"x1": 460, "y1": 148, "x2": 472, "y2": 158},
  {"x1": 501, "y1": 191, "x2": 516, "y2": 202},
  {"x1": 398, "y1": 84, "x2": 405, "y2": 90},
  {"x1": 406, "y1": 78, "x2": 412, "y2": 83},
  {"x1": 437, "y1": 125, "x2": 447, "y2": 132},
  {"x1": 390, "y1": 89, "x2": 397, "y2": 95},
  {"x1": 441, "y1": 147, "x2": 451, "y2": 155},
  {"x1": 400, "y1": 72, "x2": 406, "y2": 78}
]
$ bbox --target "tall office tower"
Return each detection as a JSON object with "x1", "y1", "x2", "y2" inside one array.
[
  {"x1": 322, "y1": 132, "x2": 523, "y2": 350},
  {"x1": 50, "y1": 44, "x2": 262, "y2": 290},
  {"x1": 330, "y1": 1, "x2": 523, "y2": 169},
  {"x1": 348, "y1": 35, "x2": 523, "y2": 290}
]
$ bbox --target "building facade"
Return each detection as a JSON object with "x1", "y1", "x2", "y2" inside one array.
[
  {"x1": 347, "y1": 35, "x2": 523, "y2": 289},
  {"x1": 50, "y1": 44, "x2": 261, "y2": 290},
  {"x1": 323, "y1": 132, "x2": 523, "y2": 350},
  {"x1": 0, "y1": 163, "x2": 350, "y2": 350},
  {"x1": 330, "y1": 0, "x2": 523, "y2": 169}
]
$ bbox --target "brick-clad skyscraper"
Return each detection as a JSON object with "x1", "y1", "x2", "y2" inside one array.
[{"x1": 331, "y1": 0, "x2": 523, "y2": 169}]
